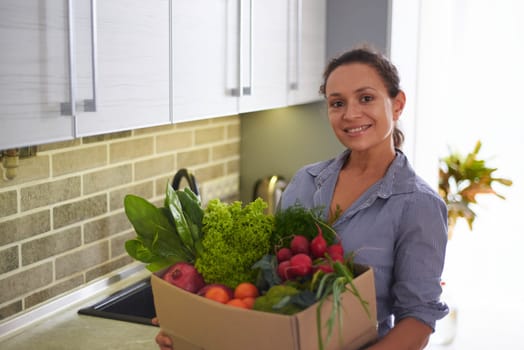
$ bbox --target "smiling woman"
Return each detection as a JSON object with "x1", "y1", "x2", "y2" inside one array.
[{"x1": 277, "y1": 46, "x2": 449, "y2": 350}]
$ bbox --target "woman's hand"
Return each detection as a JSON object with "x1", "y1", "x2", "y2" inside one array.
[
  {"x1": 152, "y1": 317, "x2": 173, "y2": 350},
  {"x1": 364, "y1": 317, "x2": 431, "y2": 350}
]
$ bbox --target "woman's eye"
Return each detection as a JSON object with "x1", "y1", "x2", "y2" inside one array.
[
  {"x1": 360, "y1": 95, "x2": 373, "y2": 103},
  {"x1": 330, "y1": 100, "x2": 344, "y2": 108}
]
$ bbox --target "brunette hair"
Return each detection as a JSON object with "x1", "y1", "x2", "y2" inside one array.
[{"x1": 319, "y1": 46, "x2": 405, "y2": 148}]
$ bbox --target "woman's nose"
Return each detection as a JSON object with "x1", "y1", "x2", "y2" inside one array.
[{"x1": 343, "y1": 101, "x2": 363, "y2": 119}]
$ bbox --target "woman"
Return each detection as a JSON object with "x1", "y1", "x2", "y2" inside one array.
[
  {"x1": 278, "y1": 47, "x2": 449, "y2": 349},
  {"x1": 155, "y1": 46, "x2": 449, "y2": 349}
]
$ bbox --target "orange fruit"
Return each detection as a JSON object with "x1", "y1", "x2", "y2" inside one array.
[
  {"x1": 226, "y1": 298, "x2": 249, "y2": 309},
  {"x1": 204, "y1": 286, "x2": 231, "y2": 304},
  {"x1": 242, "y1": 297, "x2": 256, "y2": 309},
  {"x1": 234, "y1": 282, "x2": 259, "y2": 299}
]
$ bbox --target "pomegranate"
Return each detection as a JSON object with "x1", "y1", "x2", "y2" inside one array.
[{"x1": 163, "y1": 262, "x2": 205, "y2": 293}]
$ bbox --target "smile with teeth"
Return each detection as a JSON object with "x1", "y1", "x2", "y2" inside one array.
[{"x1": 344, "y1": 125, "x2": 371, "y2": 134}]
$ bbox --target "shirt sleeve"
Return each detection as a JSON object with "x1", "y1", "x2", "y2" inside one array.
[{"x1": 392, "y1": 191, "x2": 450, "y2": 330}]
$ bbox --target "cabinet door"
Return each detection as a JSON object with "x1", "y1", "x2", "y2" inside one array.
[
  {"x1": 75, "y1": 0, "x2": 170, "y2": 137},
  {"x1": 238, "y1": 0, "x2": 289, "y2": 113},
  {"x1": 288, "y1": 0, "x2": 326, "y2": 105},
  {"x1": 171, "y1": 0, "x2": 239, "y2": 122},
  {"x1": 0, "y1": 1, "x2": 74, "y2": 150}
]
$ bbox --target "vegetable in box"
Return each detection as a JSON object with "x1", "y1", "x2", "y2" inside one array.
[{"x1": 123, "y1": 184, "x2": 377, "y2": 350}]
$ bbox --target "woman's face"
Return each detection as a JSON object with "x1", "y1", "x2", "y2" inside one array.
[{"x1": 324, "y1": 63, "x2": 405, "y2": 154}]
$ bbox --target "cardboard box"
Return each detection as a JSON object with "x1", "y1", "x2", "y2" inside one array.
[{"x1": 151, "y1": 265, "x2": 377, "y2": 350}]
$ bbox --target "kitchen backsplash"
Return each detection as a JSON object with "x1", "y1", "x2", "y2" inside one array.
[{"x1": 0, "y1": 116, "x2": 240, "y2": 321}]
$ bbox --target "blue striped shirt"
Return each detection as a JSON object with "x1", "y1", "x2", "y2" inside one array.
[{"x1": 279, "y1": 149, "x2": 449, "y2": 337}]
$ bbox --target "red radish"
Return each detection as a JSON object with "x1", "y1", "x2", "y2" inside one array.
[
  {"x1": 310, "y1": 224, "x2": 327, "y2": 258},
  {"x1": 289, "y1": 253, "x2": 313, "y2": 277},
  {"x1": 290, "y1": 235, "x2": 310, "y2": 255},
  {"x1": 277, "y1": 260, "x2": 294, "y2": 281},
  {"x1": 276, "y1": 247, "x2": 293, "y2": 262},
  {"x1": 314, "y1": 263, "x2": 334, "y2": 273},
  {"x1": 327, "y1": 243, "x2": 344, "y2": 258},
  {"x1": 196, "y1": 283, "x2": 234, "y2": 299},
  {"x1": 330, "y1": 253, "x2": 344, "y2": 263},
  {"x1": 163, "y1": 262, "x2": 205, "y2": 293}
]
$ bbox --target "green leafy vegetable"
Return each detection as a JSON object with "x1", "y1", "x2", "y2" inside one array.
[
  {"x1": 123, "y1": 183, "x2": 204, "y2": 271},
  {"x1": 123, "y1": 194, "x2": 193, "y2": 271},
  {"x1": 312, "y1": 259, "x2": 370, "y2": 350},
  {"x1": 272, "y1": 203, "x2": 338, "y2": 247},
  {"x1": 164, "y1": 185, "x2": 204, "y2": 257},
  {"x1": 194, "y1": 198, "x2": 274, "y2": 288},
  {"x1": 252, "y1": 254, "x2": 281, "y2": 292},
  {"x1": 253, "y1": 285, "x2": 302, "y2": 315}
]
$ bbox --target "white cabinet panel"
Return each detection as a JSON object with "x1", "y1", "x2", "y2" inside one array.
[
  {"x1": 171, "y1": 0, "x2": 290, "y2": 121},
  {"x1": 287, "y1": 0, "x2": 326, "y2": 105},
  {"x1": 75, "y1": 0, "x2": 170, "y2": 137},
  {"x1": 171, "y1": 0, "x2": 238, "y2": 122},
  {"x1": 0, "y1": 0, "x2": 74, "y2": 150},
  {"x1": 0, "y1": 0, "x2": 171, "y2": 148},
  {"x1": 237, "y1": 0, "x2": 288, "y2": 113}
]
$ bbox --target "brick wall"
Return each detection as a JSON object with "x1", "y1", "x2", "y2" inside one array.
[{"x1": 0, "y1": 116, "x2": 240, "y2": 321}]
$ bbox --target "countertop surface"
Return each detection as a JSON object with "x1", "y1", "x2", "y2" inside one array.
[
  {"x1": 0, "y1": 261, "x2": 485, "y2": 350},
  {"x1": 0, "y1": 266, "x2": 160, "y2": 350}
]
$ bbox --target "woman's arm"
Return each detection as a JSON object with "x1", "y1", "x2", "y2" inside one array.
[{"x1": 365, "y1": 317, "x2": 432, "y2": 350}]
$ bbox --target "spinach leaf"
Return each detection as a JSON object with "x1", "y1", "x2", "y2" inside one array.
[{"x1": 124, "y1": 194, "x2": 194, "y2": 270}]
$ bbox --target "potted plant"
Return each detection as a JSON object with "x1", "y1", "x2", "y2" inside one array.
[
  {"x1": 432, "y1": 140, "x2": 513, "y2": 345},
  {"x1": 438, "y1": 140, "x2": 513, "y2": 239}
]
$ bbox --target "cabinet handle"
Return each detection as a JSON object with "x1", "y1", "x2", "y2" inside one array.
[
  {"x1": 242, "y1": 0, "x2": 253, "y2": 96},
  {"x1": 290, "y1": 0, "x2": 302, "y2": 91},
  {"x1": 230, "y1": 0, "x2": 253, "y2": 97},
  {"x1": 60, "y1": 0, "x2": 78, "y2": 118},
  {"x1": 84, "y1": 0, "x2": 98, "y2": 112},
  {"x1": 229, "y1": 0, "x2": 242, "y2": 97},
  {"x1": 60, "y1": 0, "x2": 98, "y2": 116}
]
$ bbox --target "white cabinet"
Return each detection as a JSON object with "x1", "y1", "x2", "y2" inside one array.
[
  {"x1": 0, "y1": 0, "x2": 170, "y2": 150},
  {"x1": 287, "y1": 0, "x2": 327, "y2": 105},
  {"x1": 0, "y1": 1, "x2": 74, "y2": 150},
  {"x1": 75, "y1": 0, "x2": 170, "y2": 137},
  {"x1": 0, "y1": 0, "x2": 326, "y2": 149},
  {"x1": 237, "y1": 0, "x2": 288, "y2": 113},
  {"x1": 171, "y1": 0, "x2": 289, "y2": 123},
  {"x1": 171, "y1": 0, "x2": 238, "y2": 122}
]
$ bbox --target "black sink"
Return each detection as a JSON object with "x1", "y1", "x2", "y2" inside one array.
[{"x1": 78, "y1": 278, "x2": 157, "y2": 327}]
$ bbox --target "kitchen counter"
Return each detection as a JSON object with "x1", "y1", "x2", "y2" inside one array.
[
  {"x1": 0, "y1": 264, "x2": 160, "y2": 350},
  {"x1": 0, "y1": 260, "x2": 486, "y2": 350}
]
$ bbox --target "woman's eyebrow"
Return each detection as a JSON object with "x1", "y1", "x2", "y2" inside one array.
[
  {"x1": 327, "y1": 87, "x2": 376, "y2": 98},
  {"x1": 355, "y1": 86, "x2": 376, "y2": 93}
]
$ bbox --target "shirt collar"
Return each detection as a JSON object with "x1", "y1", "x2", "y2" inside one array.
[{"x1": 306, "y1": 148, "x2": 416, "y2": 199}]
